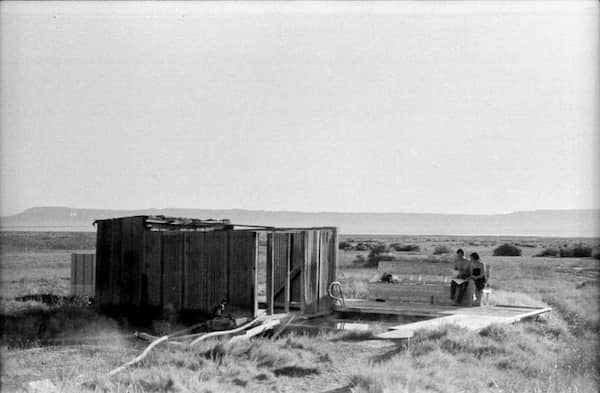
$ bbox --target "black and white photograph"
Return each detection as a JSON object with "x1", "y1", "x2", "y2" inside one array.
[{"x1": 0, "y1": 1, "x2": 598, "y2": 392}]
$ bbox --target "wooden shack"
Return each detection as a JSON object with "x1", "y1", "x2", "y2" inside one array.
[{"x1": 94, "y1": 215, "x2": 337, "y2": 317}]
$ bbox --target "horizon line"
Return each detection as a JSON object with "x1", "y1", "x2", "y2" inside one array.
[{"x1": 3, "y1": 205, "x2": 599, "y2": 218}]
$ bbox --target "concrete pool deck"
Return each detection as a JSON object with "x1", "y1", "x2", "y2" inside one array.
[{"x1": 334, "y1": 300, "x2": 552, "y2": 340}]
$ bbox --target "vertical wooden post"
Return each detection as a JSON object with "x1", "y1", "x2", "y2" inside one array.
[
  {"x1": 182, "y1": 232, "x2": 190, "y2": 310},
  {"x1": 253, "y1": 232, "x2": 259, "y2": 317},
  {"x1": 284, "y1": 233, "x2": 291, "y2": 313},
  {"x1": 266, "y1": 232, "x2": 274, "y2": 315},
  {"x1": 300, "y1": 232, "x2": 306, "y2": 314},
  {"x1": 331, "y1": 227, "x2": 338, "y2": 287}
]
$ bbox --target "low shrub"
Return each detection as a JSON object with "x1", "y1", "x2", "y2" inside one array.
[
  {"x1": 559, "y1": 244, "x2": 592, "y2": 258},
  {"x1": 369, "y1": 243, "x2": 388, "y2": 255},
  {"x1": 535, "y1": 248, "x2": 559, "y2": 257},
  {"x1": 366, "y1": 244, "x2": 395, "y2": 267},
  {"x1": 352, "y1": 254, "x2": 366, "y2": 266},
  {"x1": 433, "y1": 245, "x2": 451, "y2": 255},
  {"x1": 493, "y1": 243, "x2": 522, "y2": 257},
  {"x1": 338, "y1": 241, "x2": 353, "y2": 251},
  {"x1": 366, "y1": 253, "x2": 396, "y2": 267},
  {"x1": 354, "y1": 243, "x2": 370, "y2": 251},
  {"x1": 389, "y1": 243, "x2": 420, "y2": 252}
]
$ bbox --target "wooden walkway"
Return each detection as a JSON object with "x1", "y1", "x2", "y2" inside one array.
[{"x1": 334, "y1": 300, "x2": 552, "y2": 340}]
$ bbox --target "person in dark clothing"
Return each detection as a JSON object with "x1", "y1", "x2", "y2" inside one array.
[
  {"x1": 469, "y1": 252, "x2": 486, "y2": 306},
  {"x1": 450, "y1": 248, "x2": 472, "y2": 305}
]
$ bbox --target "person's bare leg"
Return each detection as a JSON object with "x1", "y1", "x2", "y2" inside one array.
[{"x1": 474, "y1": 290, "x2": 482, "y2": 306}]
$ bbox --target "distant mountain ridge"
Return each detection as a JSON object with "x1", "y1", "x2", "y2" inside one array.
[{"x1": 1, "y1": 207, "x2": 598, "y2": 237}]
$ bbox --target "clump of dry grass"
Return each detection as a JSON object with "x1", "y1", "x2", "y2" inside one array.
[
  {"x1": 347, "y1": 321, "x2": 598, "y2": 393},
  {"x1": 54, "y1": 333, "x2": 338, "y2": 393},
  {"x1": 1, "y1": 302, "x2": 120, "y2": 348},
  {"x1": 338, "y1": 268, "x2": 377, "y2": 299}
]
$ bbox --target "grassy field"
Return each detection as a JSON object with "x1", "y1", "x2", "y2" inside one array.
[{"x1": 0, "y1": 232, "x2": 599, "y2": 392}]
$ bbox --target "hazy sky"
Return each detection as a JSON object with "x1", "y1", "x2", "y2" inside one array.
[{"x1": 1, "y1": 1, "x2": 598, "y2": 216}]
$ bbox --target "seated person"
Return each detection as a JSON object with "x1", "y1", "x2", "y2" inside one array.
[
  {"x1": 469, "y1": 252, "x2": 486, "y2": 306},
  {"x1": 450, "y1": 248, "x2": 472, "y2": 305}
]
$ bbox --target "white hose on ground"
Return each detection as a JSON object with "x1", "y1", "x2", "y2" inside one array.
[
  {"x1": 108, "y1": 335, "x2": 169, "y2": 376},
  {"x1": 189, "y1": 318, "x2": 260, "y2": 347},
  {"x1": 108, "y1": 316, "x2": 264, "y2": 376}
]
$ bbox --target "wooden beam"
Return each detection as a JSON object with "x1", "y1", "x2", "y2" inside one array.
[
  {"x1": 300, "y1": 231, "x2": 306, "y2": 314},
  {"x1": 253, "y1": 232, "x2": 259, "y2": 318},
  {"x1": 271, "y1": 301, "x2": 301, "y2": 310},
  {"x1": 284, "y1": 234, "x2": 291, "y2": 313},
  {"x1": 331, "y1": 227, "x2": 338, "y2": 284},
  {"x1": 273, "y1": 266, "x2": 301, "y2": 299},
  {"x1": 266, "y1": 232, "x2": 274, "y2": 315}
]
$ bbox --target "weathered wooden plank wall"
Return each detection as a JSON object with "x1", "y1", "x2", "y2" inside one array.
[
  {"x1": 330, "y1": 228, "x2": 338, "y2": 289},
  {"x1": 266, "y1": 233, "x2": 274, "y2": 315},
  {"x1": 143, "y1": 231, "x2": 163, "y2": 307},
  {"x1": 109, "y1": 219, "x2": 122, "y2": 305},
  {"x1": 264, "y1": 228, "x2": 337, "y2": 315},
  {"x1": 207, "y1": 231, "x2": 229, "y2": 311},
  {"x1": 120, "y1": 217, "x2": 145, "y2": 306},
  {"x1": 273, "y1": 232, "x2": 290, "y2": 304},
  {"x1": 228, "y1": 231, "x2": 258, "y2": 313},
  {"x1": 318, "y1": 230, "x2": 332, "y2": 313},
  {"x1": 303, "y1": 230, "x2": 320, "y2": 314},
  {"x1": 290, "y1": 232, "x2": 304, "y2": 303},
  {"x1": 301, "y1": 229, "x2": 337, "y2": 315},
  {"x1": 95, "y1": 222, "x2": 108, "y2": 305},
  {"x1": 184, "y1": 232, "x2": 205, "y2": 310},
  {"x1": 162, "y1": 231, "x2": 183, "y2": 310}
]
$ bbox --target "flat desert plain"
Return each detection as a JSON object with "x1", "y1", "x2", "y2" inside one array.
[{"x1": 0, "y1": 232, "x2": 598, "y2": 393}]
